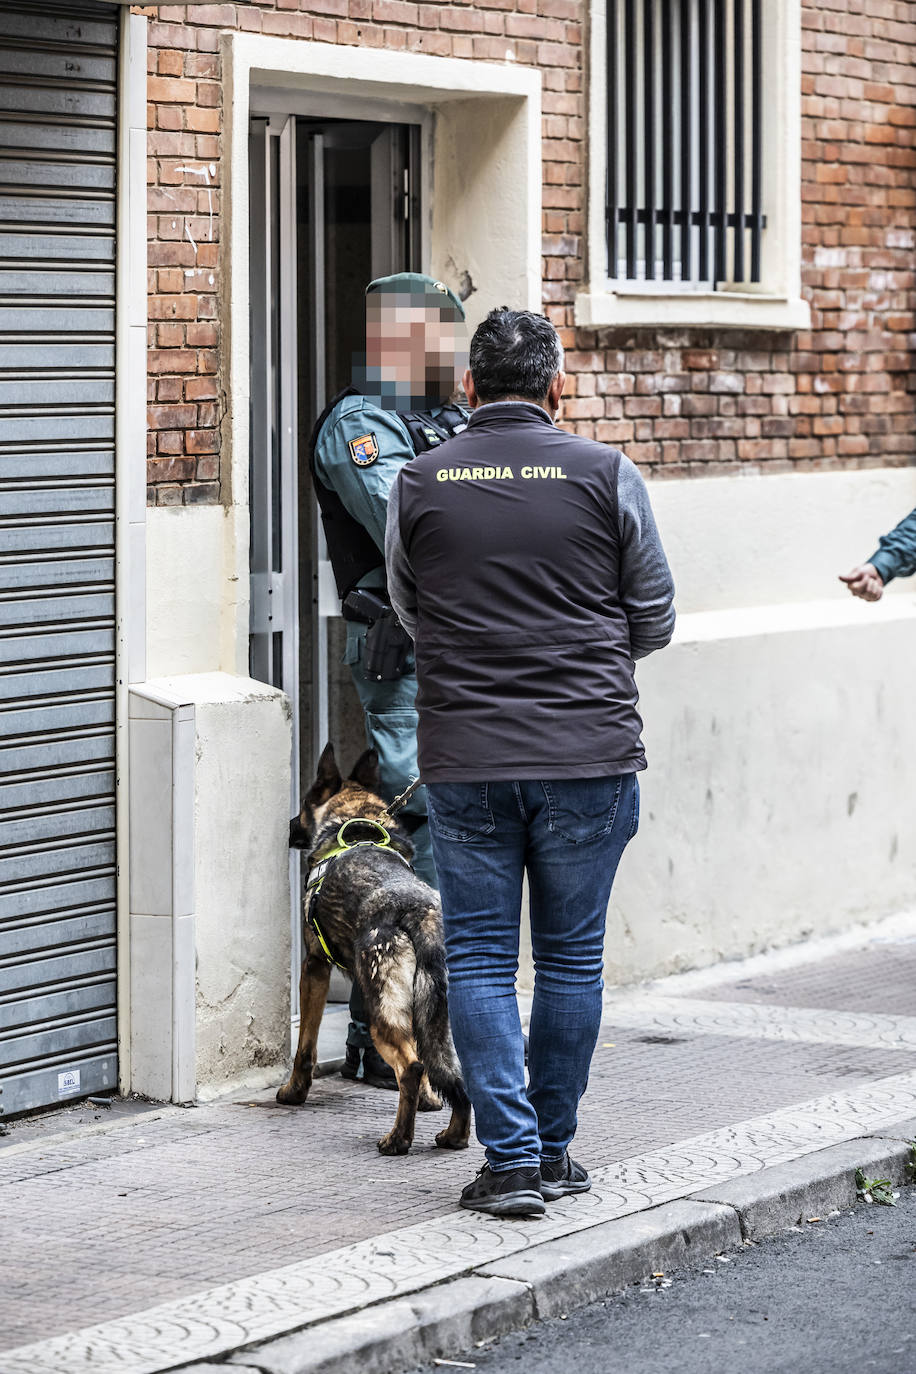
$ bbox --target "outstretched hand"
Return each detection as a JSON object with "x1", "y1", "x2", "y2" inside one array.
[{"x1": 839, "y1": 563, "x2": 884, "y2": 602}]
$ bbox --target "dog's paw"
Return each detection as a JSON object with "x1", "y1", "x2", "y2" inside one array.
[
  {"x1": 275, "y1": 1081, "x2": 309, "y2": 1106},
  {"x1": 377, "y1": 1133, "x2": 411, "y2": 1156},
  {"x1": 434, "y1": 1127, "x2": 470, "y2": 1150},
  {"x1": 418, "y1": 1090, "x2": 443, "y2": 1112}
]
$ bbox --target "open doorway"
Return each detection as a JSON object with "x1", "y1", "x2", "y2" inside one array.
[
  {"x1": 248, "y1": 112, "x2": 422, "y2": 1020},
  {"x1": 295, "y1": 117, "x2": 422, "y2": 787}
]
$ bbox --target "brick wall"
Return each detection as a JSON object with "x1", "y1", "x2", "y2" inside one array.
[{"x1": 141, "y1": 0, "x2": 916, "y2": 504}]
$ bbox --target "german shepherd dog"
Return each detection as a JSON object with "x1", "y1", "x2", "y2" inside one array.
[{"x1": 277, "y1": 743, "x2": 472, "y2": 1158}]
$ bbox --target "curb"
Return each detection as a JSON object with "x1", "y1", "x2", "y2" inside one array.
[{"x1": 179, "y1": 1123, "x2": 916, "y2": 1374}]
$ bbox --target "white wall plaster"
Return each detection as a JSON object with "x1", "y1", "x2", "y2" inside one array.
[
  {"x1": 648, "y1": 466, "x2": 916, "y2": 615},
  {"x1": 606, "y1": 598, "x2": 916, "y2": 981},
  {"x1": 145, "y1": 506, "x2": 231, "y2": 677},
  {"x1": 128, "y1": 674, "x2": 291, "y2": 1099},
  {"x1": 186, "y1": 676, "x2": 292, "y2": 1093}
]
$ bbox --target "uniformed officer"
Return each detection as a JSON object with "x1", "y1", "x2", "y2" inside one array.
[{"x1": 309, "y1": 271, "x2": 469, "y2": 1089}]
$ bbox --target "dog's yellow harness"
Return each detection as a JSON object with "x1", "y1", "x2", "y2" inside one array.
[{"x1": 304, "y1": 816, "x2": 413, "y2": 971}]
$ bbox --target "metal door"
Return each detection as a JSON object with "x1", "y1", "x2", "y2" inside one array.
[
  {"x1": 0, "y1": 1, "x2": 120, "y2": 1117},
  {"x1": 249, "y1": 115, "x2": 302, "y2": 1026},
  {"x1": 299, "y1": 121, "x2": 421, "y2": 772},
  {"x1": 249, "y1": 114, "x2": 421, "y2": 1024}
]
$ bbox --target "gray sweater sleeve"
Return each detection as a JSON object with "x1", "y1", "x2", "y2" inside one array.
[
  {"x1": 616, "y1": 455, "x2": 676, "y2": 658},
  {"x1": 385, "y1": 474, "x2": 419, "y2": 639}
]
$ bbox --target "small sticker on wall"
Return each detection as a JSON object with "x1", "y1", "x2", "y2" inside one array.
[{"x1": 58, "y1": 1069, "x2": 81, "y2": 1097}]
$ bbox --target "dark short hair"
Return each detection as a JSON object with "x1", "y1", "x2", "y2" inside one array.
[{"x1": 468, "y1": 308, "x2": 563, "y2": 403}]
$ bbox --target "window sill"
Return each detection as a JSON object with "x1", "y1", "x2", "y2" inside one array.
[{"x1": 574, "y1": 289, "x2": 811, "y2": 333}]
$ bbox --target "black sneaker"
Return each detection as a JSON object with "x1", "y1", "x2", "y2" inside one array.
[
  {"x1": 460, "y1": 1164, "x2": 546, "y2": 1218},
  {"x1": 361, "y1": 1044, "x2": 398, "y2": 1091},
  {"x1": 539, "y1": 1152, "x2": 591, "y2": 1200},
  {"x1": 340, "y1": 1043, "x2": 362, "y2": 1081}
]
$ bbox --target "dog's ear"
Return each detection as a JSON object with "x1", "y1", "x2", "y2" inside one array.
[
  {"x1": 397, "y1": 812, "x2": 427, "y2": 838},
  {"x1": 349, "y1": 748, "x2": 381, "y2": 794},
  {"x1": 307, "y1": 742, "x2": 343, "y2": 806}
]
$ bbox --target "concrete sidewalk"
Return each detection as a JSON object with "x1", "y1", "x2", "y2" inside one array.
[{"x1": 3, "y1": 916, "x2": 916, "y2": 1374}]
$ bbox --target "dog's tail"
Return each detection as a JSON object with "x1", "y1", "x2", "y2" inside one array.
[{"x1": 411, "y1": 931, "x2": 471, "y2": 1115}]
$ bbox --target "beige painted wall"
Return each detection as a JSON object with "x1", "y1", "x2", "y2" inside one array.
[
  {"x1": 146, "y1": 506, "x2": 243, "y2": 677},
  {"x1": 650, "y1": 465, "x2": 916, "y2": 616},
  {"x1": 605, "y1": 598, "x2": 916, "y2": 982}
]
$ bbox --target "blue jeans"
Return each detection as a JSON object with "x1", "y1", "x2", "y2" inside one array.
[{"x1": 427, "y1": 775, "x2": 639, "y2": 1171}]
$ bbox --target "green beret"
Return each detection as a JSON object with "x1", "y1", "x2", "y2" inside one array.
[{"x1": 365, "y1": 271, "x2": 465, "y2": 321}]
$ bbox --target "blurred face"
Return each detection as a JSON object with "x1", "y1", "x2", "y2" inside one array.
[{"x1": 362, "y1": 291, "x2": 469, "y2": 410}]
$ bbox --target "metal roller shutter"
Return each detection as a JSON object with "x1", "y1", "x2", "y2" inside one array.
[{"x1": 0, "y1": 0, "x2": 119, "y2": 1117}]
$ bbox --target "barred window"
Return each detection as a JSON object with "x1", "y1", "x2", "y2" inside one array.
[{"x1": 606, "y1": 0, "x2": 763, "y2": 289}]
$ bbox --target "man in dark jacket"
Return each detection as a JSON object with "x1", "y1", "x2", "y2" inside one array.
[
  {"x1": 385, "y1": 308, "x2": 675, "y2": 1217},
  {"x1": 840, "y1": 506, "x2": 916, "y2": 601}
]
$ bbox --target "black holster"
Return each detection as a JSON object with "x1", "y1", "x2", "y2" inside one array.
[{"x1": 363, "y1": 608, "x2": 413, "y2": 682}]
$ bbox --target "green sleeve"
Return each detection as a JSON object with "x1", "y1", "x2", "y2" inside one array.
[
  {"x1": 868, "y1": 506, "x2": 916, "y2": 586},
  {"x1": 314, "y1": 405, "x2": 414, "y2": 554}
]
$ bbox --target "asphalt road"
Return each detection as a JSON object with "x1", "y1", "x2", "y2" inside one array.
[{"x1": 415, "y1": 1185, "x2": 916, "y2": 1374}]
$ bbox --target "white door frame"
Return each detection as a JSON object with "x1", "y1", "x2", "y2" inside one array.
[{"x1": 223, "y1": 37, "x2": 542, "y2": 683}]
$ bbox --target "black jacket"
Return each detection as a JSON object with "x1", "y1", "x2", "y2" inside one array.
[{"x1": 385, "y1": 402, "x2": 675, "y2": 782}]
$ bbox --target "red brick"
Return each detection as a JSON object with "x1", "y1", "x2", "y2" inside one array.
[
  {"x1": 148, "y1": 456, "x2": 197, "y2": 482},
  {"x1": 149, "y1": 348, "x2": 197, "y2": 374},
  {"x1": 149, "y1": 404, "x2": 197, "y2": 430},
  {"x1": 186, "y1": 322, "x2": 218, "y2": 347},
  {"x1": 149, "y1": 295, "x2": 197, "y2": 321},
  {"x1": 185, "y1": 106, "x2": 221, "y2": 133},
  {"x1": 183, "y1": 481, "x2": 221, "y2": 504},
  {"x1": 185, "y1": 429, "x2": 219, "y2": 453},
  {"x1": 148, "y1": 76, "x2": 196, "y2": 104},
  {"x1": 185, "y1": 3, "x2": 237, "y2": 24},
  {"x1": 144, "y1": 0, "x2": 916, "y2": 501},
  {"x1": 185, "y1": 53, "x2": 221, "y2": 79},
  {"x1": 156, "y1": 377, "x2": 183, "y2": 402},
  {"x1": 195, "y1": 457, "x2": 220, "y2": 481}
]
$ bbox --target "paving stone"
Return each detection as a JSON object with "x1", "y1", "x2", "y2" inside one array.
[
  {"x1": 3, "y1": 939, "x2": 916, "y2": 1368},
  {"x1": 689, "y1": 1135, "x2": 915, "y2": 1239},
  {"x1": 870, "y1": 1116, "x2": 916, "y2": 1143},
  {"x1": 691, "y1": 938, "x2": 916, "y2": 1017},
  {"x1": 184, "y1": 1367, "x2": 263, "y2": 1373},
  {"x1": 477, "y1": 1199, "x2": 741, "y2": 1319},
  {"x1": 223, "y1": 1275, "x2": 532, "y2": 1374},
  {"x1": 5, "y1": 1024, "x2": 913, "y2": 1351}
]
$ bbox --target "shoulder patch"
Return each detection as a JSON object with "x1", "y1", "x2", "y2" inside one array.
[{"x1": 348, "y1": 432, "x2": 380, "y2": 467}]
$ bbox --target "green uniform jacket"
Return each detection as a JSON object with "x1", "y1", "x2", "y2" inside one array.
[
  {"x1": 869, "y1": 507, "x2": 916, "y2": 586},
  {"x1": 313, "y1": 391, "x2": 465, "y2": 888}
]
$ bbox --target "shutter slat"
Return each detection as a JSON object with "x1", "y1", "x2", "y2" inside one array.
[{"x1": 0, "y1": 0, "x2": 119, "y2": 1116}]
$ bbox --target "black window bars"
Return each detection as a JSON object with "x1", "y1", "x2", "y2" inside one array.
[{"x1": 606, "y1": 0, "x2": 764, "y2": 286}]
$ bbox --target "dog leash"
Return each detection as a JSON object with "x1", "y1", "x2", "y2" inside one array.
[{"x1": 377, "y1": 776, "x2": 422, "y2": 823}]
